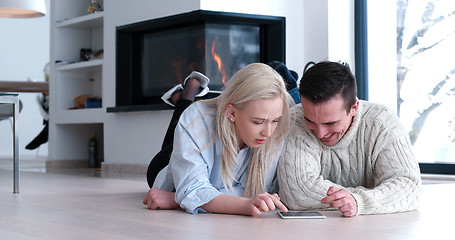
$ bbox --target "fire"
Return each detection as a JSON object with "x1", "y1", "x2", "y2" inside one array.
[{"x1": 211, "y1": 39, "x2": 226, "y2": 84}]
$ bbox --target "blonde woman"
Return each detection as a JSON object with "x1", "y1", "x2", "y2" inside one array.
[{"x1": 143, "y1": 63, "x2": 292, "y2": 216}]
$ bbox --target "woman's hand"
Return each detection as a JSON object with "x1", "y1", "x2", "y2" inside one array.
[
  {"x1": 143, "y1": 188, "x2": 179, "y2": 210},
  {"x1": 245, "y1": 192, "x2": 288, "y2": 216},
  {"x1": 201, "y1": 192, "x2": 288, "y2": 216}
]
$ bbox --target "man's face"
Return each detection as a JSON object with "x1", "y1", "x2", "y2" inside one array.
[{"x1": 301, "y1": 94, "x2": 358, "y2": 146}]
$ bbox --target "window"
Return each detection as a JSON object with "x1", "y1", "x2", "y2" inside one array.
[
  {"x1": 397, "y1": 0, "x2": 455, "y2": 173},
  {"x1": 359, "y1": 0, "x2": 455, "y2": 174}
]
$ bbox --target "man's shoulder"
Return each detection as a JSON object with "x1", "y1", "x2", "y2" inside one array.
[
  {"x1": 290, "y1": 104, "x2": 304, "y2": 119},
  {"x1": 288, "y1": 104, "x2": 317, "y2": 141},
  {"x1": 289, "y1": 104, "x2": 306, "y2": 129},
  {"x1": 360, "y1": 101, "x2": 398, "y2": 121},
  {"x1": 358, "y1": 101, "x2": 407, "y2": 136}
]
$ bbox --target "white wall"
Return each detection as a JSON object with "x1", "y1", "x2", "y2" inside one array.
[
  {"x1": 302, "y1": 0, "x2": 355, "y2": 69},
  {"x1": 328, "y1": 0, "x2": 355, "y2": 66},
  {"x1": 200, "y1": 0, "x2": 306, "y2": 75},
  {"x1": 304, "y1": 0, "x2": 396, "y2": 112},
  {"x1": 1, "y1": 0, "x2": 415, "y2": 172},
  {"x1": 103, "y1": 0, "x2": 202, "y2": 166},
  {"x1": 367, "y1": 1, "x2": 397, "y2": 112},
  {"x1": 102, "y1": 0, "x2": 356, "y2": 167},
  {"x1": 0, "y1": 0, "x2": 50, "y2": 159},
  {"x1": 303, "y1": 0, "x2": 328, "y2": 64},
  {"x1": 103, "y1": 0, "x2": 314, "y2": 166}
]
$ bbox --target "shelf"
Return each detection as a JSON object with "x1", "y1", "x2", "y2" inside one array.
[
  {"x1": 107, "y1": 103, "x2": 172, "y2": 112},
  {"x1": 50, "y1": 0, "x2": 106, "y2": 162},
  {"x1": 56, "y1": 12, "x2": 104, "y2": 29},
  {"x1": 57, "y1": 59, "x2": 103, "y2": 72},
  {"x1": 54, "y1": 108, "x2": 105, "y2": 124}
]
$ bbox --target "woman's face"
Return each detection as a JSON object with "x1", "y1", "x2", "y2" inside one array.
[{"x1": 227, "y1": 96, "x2": 284, "y2": 149}]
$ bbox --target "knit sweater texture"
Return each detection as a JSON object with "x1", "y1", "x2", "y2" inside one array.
[{"x1": 278, "y1": 101, "x2": 422, "y2": 215}]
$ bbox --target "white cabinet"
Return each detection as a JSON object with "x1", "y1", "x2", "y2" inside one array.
[{"x1": 49, "y1": 0, "x2": 104, "y2": 163}]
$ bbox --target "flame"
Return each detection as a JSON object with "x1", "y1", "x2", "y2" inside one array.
[{"x1": 211, "y1": 39, "x2": 226, "y2": 84}]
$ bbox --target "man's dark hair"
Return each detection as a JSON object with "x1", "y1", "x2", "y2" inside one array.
[{"x1": 299, "y1": 61, "x2": 357, "y2": 114}]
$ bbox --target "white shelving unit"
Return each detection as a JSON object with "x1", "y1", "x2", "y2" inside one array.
[
  {"x1": 49, "y1": 0, "x2": 104, "y2": 163},
  {"x1": 56, "y1": 11, "x2": 104, "y2": 28}
]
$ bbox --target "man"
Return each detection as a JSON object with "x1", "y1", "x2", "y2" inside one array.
[{"x1": 278, "y1": 61, "x2": 421, "y2": 217}]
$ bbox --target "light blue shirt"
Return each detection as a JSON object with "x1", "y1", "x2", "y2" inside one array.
[{"x1": 153, "y1": 101, "x2": 280, "y2": 214}]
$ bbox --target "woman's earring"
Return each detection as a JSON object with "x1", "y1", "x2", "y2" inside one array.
[{"x1": 229, "y1": 117, "x2": 234, "y2": 122}]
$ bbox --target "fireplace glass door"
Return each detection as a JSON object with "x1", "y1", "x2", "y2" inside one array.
[{"x1": 139, "y1": 23, "x2": 260, "y2": 100}]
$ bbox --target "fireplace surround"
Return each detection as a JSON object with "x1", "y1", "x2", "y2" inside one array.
[{"x1": 108, "y1": 10, "x2": 285, "y2": 112}]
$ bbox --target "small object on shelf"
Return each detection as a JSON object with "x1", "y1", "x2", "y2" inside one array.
[
  {"x1": 80, "y1": 48, "x2": 92, "y2": 61},
  {"x1": 43, "y1": 62, "x2": 50, "y2": 82},
  {"x1": 85, "y1": 97, "x2": 102, "y2": 108},
  {"x1": 79, "y1": 48, "x2": 103, "y2": 62},
  {"x1": 88, "y1": 0, "x2": 102, "y2": 14},
  {"x1": 71, "y1": 94, "x2": 92, "y2": 109},
  {"x1": 88, "y1": 133, "x2": 99, "y2": 168},
  {"x1": 50, "y1": 0, "x2": 105, "y2": 166}
]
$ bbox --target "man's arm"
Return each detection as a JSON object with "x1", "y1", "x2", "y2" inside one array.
[
  {"x1": 321, "y1": 186, "x2": 358, "y2": 217},
  {"x1": 347, "y1": 135, "x2": 422, "y2": 215},
  {"x1": 278, "y1": 104, "x2": 421, "y2": 216},
  {"x1": 278, "y1": 130, "x2": 421, "y2": 216},
  {"x1": 278, "y1": 134, "x2": 361, "y2": 217},
  {"x1": 278, "y1": 129, "x2": 338, "y2": 210}
]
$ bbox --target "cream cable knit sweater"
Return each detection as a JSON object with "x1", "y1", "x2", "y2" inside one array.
[{"x1": 278, "y1": 101, "x2": 422, "y2": 215}]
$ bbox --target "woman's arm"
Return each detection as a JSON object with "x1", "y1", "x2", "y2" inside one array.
[
  {"x1": 170, "y1": 104, "x2": 225, "y2": 213},
  {"x1": 201, "y1": 192, "x2": 288, "y2": 216}
]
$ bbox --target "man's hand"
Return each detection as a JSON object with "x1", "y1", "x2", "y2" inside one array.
[
  {"x1": 143, "y1": 188, "x2": 179, "y2": 210},
  {"x1": 321, "y1": 186, "x2": 358, "y2": 217},
  {"x1": 245, "y1": 192, "x2": 288, "y2": 216}
]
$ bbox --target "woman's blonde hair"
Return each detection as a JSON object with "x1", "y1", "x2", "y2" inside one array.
[{"x1": 204, "y1": 62, "x2": 292, "y2": 198}]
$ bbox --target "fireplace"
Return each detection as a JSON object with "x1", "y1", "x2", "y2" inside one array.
[{"x1": 108, "y1": 10, "x2": 285, "y2": 112}]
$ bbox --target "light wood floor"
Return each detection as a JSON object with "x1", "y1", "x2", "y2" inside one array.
[
  {"x1": 0, "y1": 158, "x2": 159, "y2": 239},
  {"x1": 2, "y1": 158, "x2": 455, "y2": 239}
]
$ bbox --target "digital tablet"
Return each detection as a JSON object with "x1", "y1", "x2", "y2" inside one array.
[{"x1": 277, "y1": 210, "x2": 326, "y2": 219}]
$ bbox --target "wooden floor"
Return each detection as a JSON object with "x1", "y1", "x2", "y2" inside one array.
[
  {"x1": 2, "y1": 158, "x2": 455, "y2": 240},
  {"x1": 0, "y1": 158, "x2": 156, "y2": 239}
]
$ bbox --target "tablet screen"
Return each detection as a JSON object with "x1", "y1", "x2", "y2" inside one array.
[{"x1": 278, "y1": 210, "x2": 326, "y2": 219}]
